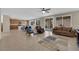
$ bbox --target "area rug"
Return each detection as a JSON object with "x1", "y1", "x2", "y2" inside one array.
[{"x1": 38, "y1": 36, "x2": 68, "y2": 51}]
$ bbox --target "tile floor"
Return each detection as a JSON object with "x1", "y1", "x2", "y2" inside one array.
[{"x1": 0, "y1": 30, "x2": 79, "y2": 51}]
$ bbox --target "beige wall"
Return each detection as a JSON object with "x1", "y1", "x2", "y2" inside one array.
[
  {"x1": 0, "y1": 9, "x2": 1, "y2": 32},
  {"x1": 29, "y1": 11, "x2": 79, "y2": 30},
  {"x1": 0, "y1": 9, "x2": 1, "y2": 39},
  {"x1": 72, "y1": 12, "x2": 79, "y2": 29},
  {"x1": 3, "y1": 15, "x2": 10, "y2": 32},
  {"x1": 39, "y1": 17, "x2": 45, "y2": 28},
  {"x1": 53, "y1": 16, "x2": 56, "y2": 28},
  {"x1": 29, "y1": 19, "x2": 36, "y2": 30},
  {"x1": 54, "y1": 11, "x2": 79, "y2": 29},
  {"x1": 0, "y1": 16, "x2": 1, "y2": 32}
]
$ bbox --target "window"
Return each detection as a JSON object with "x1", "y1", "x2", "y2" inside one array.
[
  {"x1": 36, "y1": 20, "x2": 40, "y2": 25},
  {"x1": 56, "y1": 17, "x2": 62, "y2": 26},
  {"x1": 63, "y1": 16, "x2": 71, "y2": 27},
  {"x1": 56, "y1": 16, "x2": 71, "y2": 27}
]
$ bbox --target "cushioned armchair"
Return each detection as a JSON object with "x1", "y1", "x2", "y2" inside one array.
[{"x1": 36, "y1": 26, "x2": 44, "y2": 34}]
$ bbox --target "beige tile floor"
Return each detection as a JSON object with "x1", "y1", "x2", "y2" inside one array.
[{"x1": 0, "y1": 30, "x2": 79, "y2": 51}]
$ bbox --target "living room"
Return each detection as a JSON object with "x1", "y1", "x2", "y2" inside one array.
[{"x1": 0, "y1": 8, "x2": 79, "y2": 51}]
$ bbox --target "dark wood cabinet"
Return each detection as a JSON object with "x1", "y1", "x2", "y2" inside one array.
[{"x1": 10, "y1": 19, "x2": 29, "y2": 30}]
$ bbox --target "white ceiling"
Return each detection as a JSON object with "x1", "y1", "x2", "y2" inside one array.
[{"x1": 1, "y1": 8, "x2": 79, "y2": 20}]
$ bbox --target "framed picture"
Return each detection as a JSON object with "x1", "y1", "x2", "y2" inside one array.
[
  {"x1": 36, "y1": 20, "x2": 40, "y2": 25},
  {"x1": 31, "y1": 20, "x2": 35, "y2": 25}
]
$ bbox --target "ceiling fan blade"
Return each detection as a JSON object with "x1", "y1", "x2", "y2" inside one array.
[
  {"x1": 39, "y1": 8, "x2": 50, "y2": 14},
  {"x1": 46, "y1": 11, "x2": 49, "y2": 13},
  {"x1": 46, "y1": 8, "x2": 51, "y2": 10}
]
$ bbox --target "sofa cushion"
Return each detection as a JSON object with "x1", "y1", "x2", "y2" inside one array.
[
  {"x1": 63, "y1": 27, "x2": 72, "y2": 32},
  {"x1": 53, "y1": 27, "x2": 58, "y2": 30},
  {"x1": 54, "y1": 27, "x2": 63, "y2": 30}
]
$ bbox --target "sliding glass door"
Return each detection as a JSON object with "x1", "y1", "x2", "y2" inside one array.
[{"x1": 45, "y1": 18, "x2": 53, "y2": 30}]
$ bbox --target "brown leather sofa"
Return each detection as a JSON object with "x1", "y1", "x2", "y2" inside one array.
[{"x1": 53, "y1": 27, "x2": 76, "y2": 37}]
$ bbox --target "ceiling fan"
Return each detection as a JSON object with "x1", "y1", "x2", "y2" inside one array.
[{"x1": 41, "y1": 8, "x2": 51, "y2": 14}]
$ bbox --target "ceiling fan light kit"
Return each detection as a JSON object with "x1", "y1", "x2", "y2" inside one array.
[
  {"x1": 41, "y1": 8, "x2": 51, "y2": 14},
  {"x1": 42, "y1": 10, "x2": 46, "y2": 14}
]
